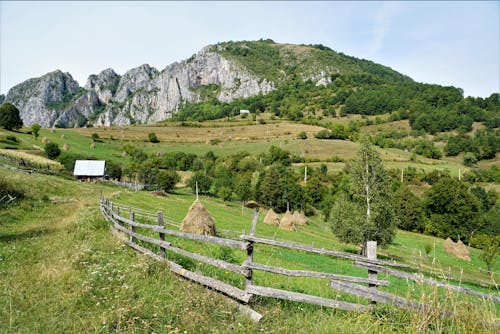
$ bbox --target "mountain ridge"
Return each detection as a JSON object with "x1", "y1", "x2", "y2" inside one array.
[{"x1": 1, "y1": 40, "x2": 472, "y2": 128}]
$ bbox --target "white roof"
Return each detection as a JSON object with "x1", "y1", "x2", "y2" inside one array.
[{"x1": 73, "y1": 160, "x2": 105, "y2": 176}]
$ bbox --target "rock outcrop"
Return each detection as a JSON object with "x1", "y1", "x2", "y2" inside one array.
[{"x1": 3, "y1": 43, "x2": 339, "y2": 127}]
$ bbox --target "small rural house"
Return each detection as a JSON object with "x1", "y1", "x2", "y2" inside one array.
[
  {"x1": 239, "y1": 109, "x2": 250, "y2": 115},
  {"x1": 73, "y1": 160, "x2": 105, "y2": 182}
]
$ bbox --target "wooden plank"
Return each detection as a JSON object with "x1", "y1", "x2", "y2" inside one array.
[
  {"x1": 123, "y1": 240, "x2": 260, "y2": 320},
  {"x1": 240, "y1": 235, "x2": 410, "y2": 268},
  {"x1": 156, "y1": 227, "x2": 249, "y2": 250},
  {"x1": 113, "y1": 222, "x2": 172, "y2": 250},
  {"x1": 158, "y1": 211, "x2": 166, "y2": 258},
  {"x1": 110, "y1": 210, "x2": 247, "y2": 275},
  {"x1": 245, "y1": 209, "x2": 259, "y2": 288},
  {"x1": 245, "y1": 262, "x2": 389, "y2": 286},
  {"x1": 109, "y1": 210, "x2": 248, "y2": 250},
  {"x1": 355, "y1": 261, "x2": 500, "y2": 303},
  {"x1": 168, "y1": 261, "x2": 252, "y2": 303},
  {"x1": 366, "y1": 241, "x2": 378, "y2": 305},
  {"x1": 163, "y1": 243, "x2": 249, "y2": 276},
  {"x1": 330, "y1": 280, "x2": 425, "y2": 311},
  {"x1": 246, "y1": 284, "x2": 368, "y2": 312}
]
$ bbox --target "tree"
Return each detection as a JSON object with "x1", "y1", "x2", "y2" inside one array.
[
  {"x1": 258, "y1": 166, "x2": 282, "y2": 209},
  {"x1": 331, "y1": 139, "x2": 396, "y2": 250},
  {"x1": 44, "y1": 142, "x2": 61, "y2": 159},
  {"x1": 188, "y1": 171, "x2": 212, "y2": 195},
  {"x1": 423, "y1": 177, "x2": 481, "y2": 242},
  {"x1": 0, "y1": 103, "x2": 23, "y2": 131},
  {"x1": 393, "y1": 186, "x2": 424, "y2": 232},
  {"x1": 31, "y1": 124, "x2": 41, "y2": 139},
  {"x1": 105, "y1": 160, "x2": 122, "y2": 180},
  {"x1": 234, "y1": 173, "x2": 252, "y2": 202},
  {"x1": 148, "y1": 132, "x2": 159, "y2": 143},
  {"x1": 157, "y1": 170, "x2": 180, "y2": 193}
]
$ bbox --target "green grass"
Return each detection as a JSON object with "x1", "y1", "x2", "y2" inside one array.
[{"x1": 1, "y1": 169, "x2": 498, "y2": 333}]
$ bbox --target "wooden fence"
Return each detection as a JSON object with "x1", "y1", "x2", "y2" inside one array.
[{"x1": 99, "y1": 197, "x2": 499, "y2": 320}]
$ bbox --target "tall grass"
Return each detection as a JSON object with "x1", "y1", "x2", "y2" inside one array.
[
  {"x1": 0, "y1": 168, "x2": 498, "y2": 333},
  {"x1": 0, "y1": 148, "x2": 63, "y2": 170}
]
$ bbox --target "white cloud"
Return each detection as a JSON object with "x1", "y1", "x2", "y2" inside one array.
[{"x1": 367, "y1": 3, "x2": 403, "y2": 57}]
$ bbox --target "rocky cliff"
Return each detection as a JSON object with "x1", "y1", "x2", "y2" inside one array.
[
  {"x1": 4, "y1": 45, "x2": 278, "y2": 127},
  {"x1": 3, "y1": 41, "x2": 407, "y2": 127}
]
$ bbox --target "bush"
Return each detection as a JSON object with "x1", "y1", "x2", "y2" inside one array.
[
  {"x1": 91, "y1": 133, "x2": 100, "y2": 142},
  {"x1": 57, "y1": 152, "x2": 86, "y2": 171},
  {"x1": 106, "y1": 161, "x2": 122, "y2": 180},
  {"x1": 157, "y1": 170, "x2": 180, "y2": 193},
  {"x1": 315, "y1": 129, "x2": 333, "y2": 139},
  {"x1": 148, "y1": 132, "x2": 159, "y2": 143},
  {"x1": 463, "y1": 152, "x2": 478, "y2": 167},
  {"x1": 6, "y1": 135, "x2": 18, "y2": 143},
  {"x1": 297, "y1": 131, "x2": 307, "y2": 139},
  {"x1": 44, "y1": 142, "x2": 61, "y2": 160}
]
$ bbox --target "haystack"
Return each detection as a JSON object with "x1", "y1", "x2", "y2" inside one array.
[
  {"x1": 63, "y1": 143, "x2": 69, "y2": 151},
  {"x1": 279, "y1": 210, "x2": 296, "y2": 231},
  {"x1": 180, "y1": 200, "x2": 216, "y2": 236},
  {"x1": 292, "y1": 211, "x2": 308, "y2": 225},
  {"x1": 263, "y1": 208, "x2": 280, "y2": 226},
  {"x1": 443, "y1": 238, "x2": 471, "y2": 261}
]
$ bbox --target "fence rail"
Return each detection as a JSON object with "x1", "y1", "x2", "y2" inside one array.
[{"x1": 99, "y1": 197, "x2": 500, "y2": 321}]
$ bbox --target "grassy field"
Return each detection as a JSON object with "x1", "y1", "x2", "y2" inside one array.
[
  {"x1": 1, "y1": 168, "x2": 498, "y2": 333},
  {"x1": 0, "y1": 120, "x2": 477, "y2": 179}
]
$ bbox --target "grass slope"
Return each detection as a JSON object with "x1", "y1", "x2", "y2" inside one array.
[{"x1": 1, "y1": 169, "x2": 497, "y2": 333}]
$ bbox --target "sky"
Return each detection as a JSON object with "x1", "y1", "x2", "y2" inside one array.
[{"x1": 0, "y1": 1, "x2": 498, "y2": 98}]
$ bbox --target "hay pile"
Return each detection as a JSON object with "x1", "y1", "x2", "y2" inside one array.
[
  {"x1": 292, "y1": 211, "x2": 308, "y2": 225},
  {"x1": 443, "y1": 238, "x2": 471, "y2": 261},
  {"x1": 180, "y1": 200, "x2": 216, "y2": 236},
  {"x1": 63, "y1": 143, "x2": 69, "y2": 151},
  {"x1": 263, "y1": 208, "x2": 280, "y2": 226},
  {"x1": 280, "y1": 211, "x2": 296, "y2": 231}
]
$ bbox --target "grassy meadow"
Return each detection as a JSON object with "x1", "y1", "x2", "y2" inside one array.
[
  {"x1": 0, "y1": 116, "x2": 476, "y2": 180},
  {"x1": 0, "y1": 114, "x2": 498, "y2": 332},
  {"x1": 1, "y1": 167, "x2": 498, "y2": 333}
]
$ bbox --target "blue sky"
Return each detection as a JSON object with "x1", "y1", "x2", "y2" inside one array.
[{"x1": 1, "y1": 1, "x2": 498, "y2": 97}]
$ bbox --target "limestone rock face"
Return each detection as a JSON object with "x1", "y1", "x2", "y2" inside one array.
[
  {"x1": 5, "y1": 70, "x2": 81, "y2": 127},
  {"x1": 85, "y1": 68, "x2": 120, "y2": 104},
  {"x1": 4, "y1": 46, "x2": 275, "y2": 127}
]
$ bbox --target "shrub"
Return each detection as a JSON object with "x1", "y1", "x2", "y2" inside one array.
[
  {"x1": 106, "y1": 161, "x2": 123, "y2": 180},
  {"x1": 297, "y1": 131, "x2": 307, "y2": 139},
  {"x1": 44, "y1": 142, "x2": 61, "y2": 160},
  {"x1": 148, "y1": 132, "x2": 159, "y2": 143},
  {"x1": 157, "y1": 170, "x2": 180, "y2": 193},
  {"x1": 6, "y1": 135, "x2": 18, "y2": 143},
  {"x1": 463, "y1": 152, "x2": 478, "y2": 167},
  {"x1": 91, "y1": 133, "x2": 100, "y2": 142},
  {"x1": 315, "y1": 129, "x2": 333, "y2": 139}
]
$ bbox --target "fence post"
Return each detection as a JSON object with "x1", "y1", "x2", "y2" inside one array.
[
  {"x1": 158, "y1": 211, "x2": 166, "y2": 258},
  {"x1": 245, "y1": 206, "x2": 259, "y2": 289},
  {"x1": 130, "y1": 211, "x2": 136, "y2": 243},
  {"x1": 116, "y1": 206, "x2": 121, "y2": 226},
  {"x1": 366, "y1": 241, "x2": 377, "y2": 305}
]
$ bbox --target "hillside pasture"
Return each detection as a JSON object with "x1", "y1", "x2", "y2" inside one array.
[
  {"x1": 73, "y1": 122, "x2": 325, "y2": 143},
  {"x1": 1, "y1": 168, "x2": 498, "y2": 333}
]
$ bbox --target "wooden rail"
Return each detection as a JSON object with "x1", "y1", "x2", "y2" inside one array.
[{"x1": 99, "y1": 198, "x2": 499, "y2": 321}]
